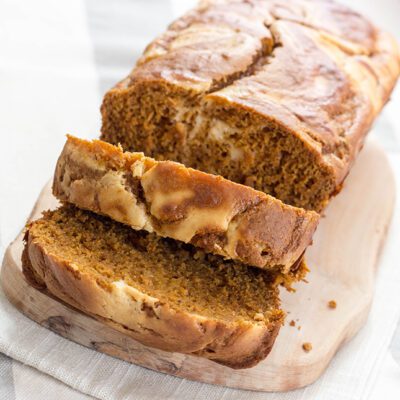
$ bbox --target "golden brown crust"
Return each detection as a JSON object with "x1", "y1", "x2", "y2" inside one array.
[
  {"x1": 53, "y1": 136, "x2": 319, "y2": 271},
  {"x1": 22, "y1": 228, "x2": 282, "y2": 369},
  {"x1": 209, "y1": 18, "x2": 400, "y2": 186},
  {"x1": 101, "y1": 0, "x2": 400, "y2": 207}
]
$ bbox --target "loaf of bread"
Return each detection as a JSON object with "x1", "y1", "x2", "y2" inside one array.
[
  {"x1": 22, "y1": 205, "x2": 294, "y2": 368},
  {"x1": 101, "y1": 0, "x2": 400, "y2": 211},
  {"x1": 53, "y1": 136, "x2": 318, "y2": 273},
  {"x1": 21, "y1": 0, "x2": 400, "y2": 369}
]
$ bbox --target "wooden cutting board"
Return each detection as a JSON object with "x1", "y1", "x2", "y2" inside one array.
[{"x1": 0, "y1": 141, "x2": 395, "y2": 392}]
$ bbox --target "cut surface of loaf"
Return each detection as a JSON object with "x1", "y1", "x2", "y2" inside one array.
[
  {"x1": 22, "y1": 205, "x2": 292, "y2": 368},
  {"x1": 101, "y1": 0, "x2": 400, "y2": 211},
  {"x1": 53, "y1": 135, "x2": 319, "y2": 273}
]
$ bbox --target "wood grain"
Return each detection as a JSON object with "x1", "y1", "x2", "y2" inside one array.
[{"x1": 0, "y1": 141, "x2": 395, "y2": 392}]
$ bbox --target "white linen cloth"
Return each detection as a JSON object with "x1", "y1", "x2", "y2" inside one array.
[{"x1": 1, "y1": 0, "x2": 400, "y2": 399}]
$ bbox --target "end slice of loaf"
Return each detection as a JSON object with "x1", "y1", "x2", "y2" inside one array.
[
  {"x1": 22, "y1": 205, "x2": 290, "y2": 369},
  {"x1": 53, "y1": 135, "x2": 319, "y2": 273},
  {"x1": 100, "y1": 0, "x2": 400, "y2": 211}
]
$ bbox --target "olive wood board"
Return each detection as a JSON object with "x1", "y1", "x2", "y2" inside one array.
[{"x1": 0, "y1": 141, "x2": 395, "y2": 392}]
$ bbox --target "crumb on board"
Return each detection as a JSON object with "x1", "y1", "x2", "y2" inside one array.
[
  {"x1": 297, "y1": 326, "x2": 301, "y2": 331},
  {"x1": 328, "y1": 300, "x2": 337, "y2": 309},
  {"x1": 289, "y1": 320, "x2": 296, "y2": 327},
  {"x1": 302, "y1": 342, "x2": 312, "y2": 352}
]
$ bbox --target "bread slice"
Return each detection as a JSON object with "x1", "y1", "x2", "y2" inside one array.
[
  {"x1": 22, "y1": 205, "x2": 293, "y2": 369},
  {"x1": 53, "y1": 135, "x2": 319, "y2": 273},
  {"x1": 100, "y1": 0, "x2": 400, "y2": 211}
]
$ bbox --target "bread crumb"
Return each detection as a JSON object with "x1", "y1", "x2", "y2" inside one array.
[
  {"x1": 297, "y1": 326, "x2": 301, "y2": 331},
  {"x1": 254, "y1": 313, "x2": 264, "y2": 321},
  {"x1": 302, "y1": 342, "x2": 312, "y2": 352},
  {"x1": 328, "y1": 300, "x2": 337, "y2": 309},
  {"x1": 289, "y1": 320, "x2": 296, "y2": 327}
]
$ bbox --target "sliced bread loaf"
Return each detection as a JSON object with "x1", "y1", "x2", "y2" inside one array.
[
  {"x1": 22, "y1": 205, "x2": 294, "y2": 368},
  {"x1": 53, "y1": 136, "x2": 319, "y2": 273},
  {"x1": 100, "y1": 0, "x2": 400, "y2": 211}
]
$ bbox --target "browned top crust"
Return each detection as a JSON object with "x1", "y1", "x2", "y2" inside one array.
[
  {"x1": 53, "y1": 136, "x2": 319, "y2": 272},
  {"x1": 112, "y1": 0, "x2": 400, "y2": 186}
]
